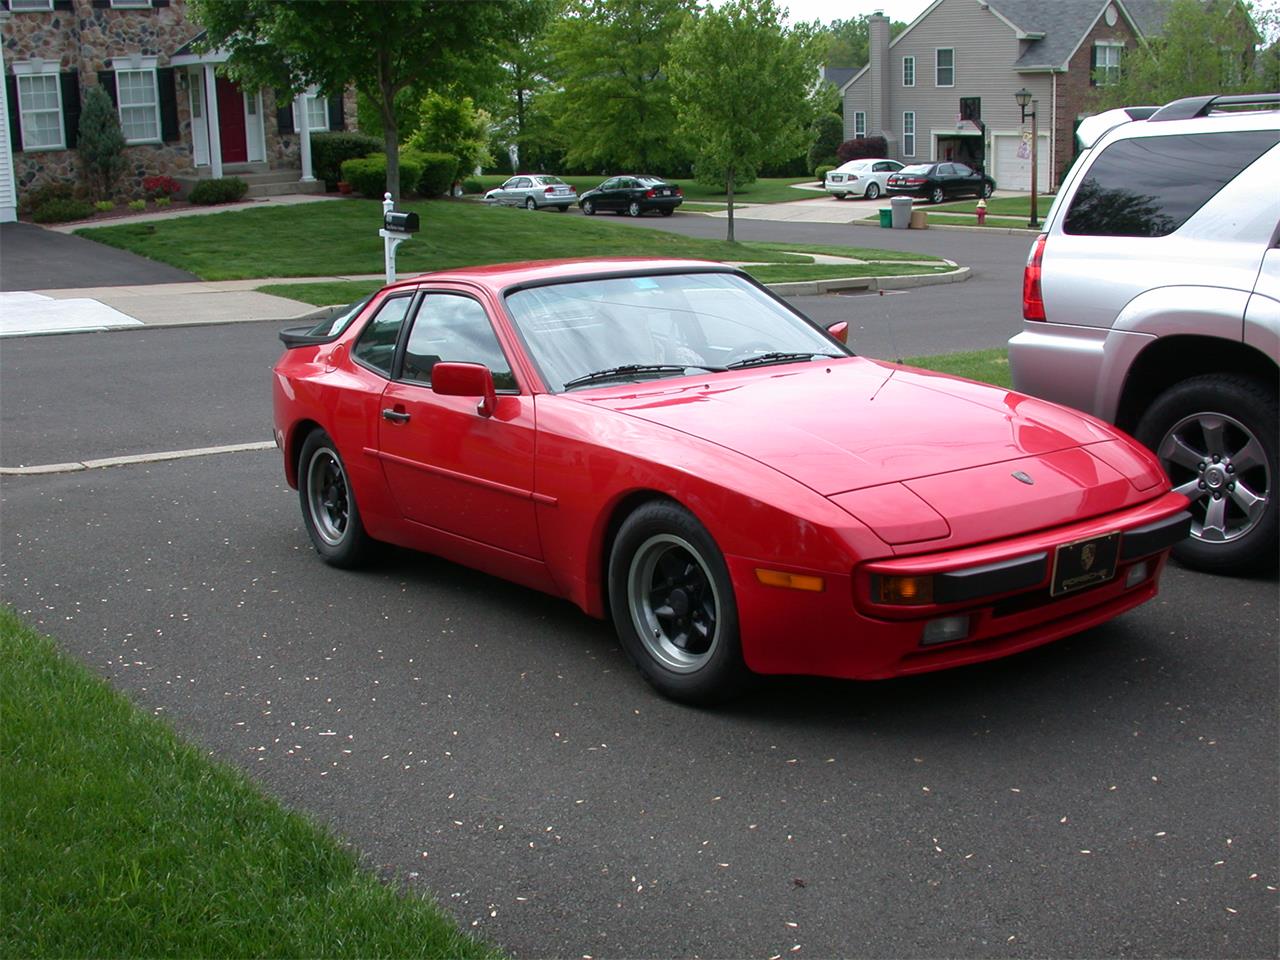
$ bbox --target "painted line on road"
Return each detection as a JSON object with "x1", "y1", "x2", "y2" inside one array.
[{"x1": 1, "y1": 441, "x2": 276, "y2": 476}]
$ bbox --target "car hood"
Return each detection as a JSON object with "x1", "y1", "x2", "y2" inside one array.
[{"x1": 577, "y1": 359, "x2": 1162, "y2": 545}]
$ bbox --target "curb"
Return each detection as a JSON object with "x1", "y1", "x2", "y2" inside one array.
[
  {"x1": 850, "y1": 218, "x2": 1040, "y2": 236},
  {"x1": 766, "y1": 266, "x2": 970, "y2": 297}
]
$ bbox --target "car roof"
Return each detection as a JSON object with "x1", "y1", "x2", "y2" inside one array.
[
  {"x1": 380, "y1": 258, "x2": 734, "y2": 295},
  {"x1": 1076, "y1": 94, "x2": 1280, "y2": 149}
]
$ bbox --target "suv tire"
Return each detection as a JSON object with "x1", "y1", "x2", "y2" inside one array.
[{"x1": 1135, "y1": 374, "x2": 1277, "y2": 574}]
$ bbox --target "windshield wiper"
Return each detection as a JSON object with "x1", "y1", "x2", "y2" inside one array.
[
  {"x1": 563, "y1": 363, "x2": 726, "y2": 391},
  {"x1": 725, "y1": 351, "x2": 841, "y2": 370}
]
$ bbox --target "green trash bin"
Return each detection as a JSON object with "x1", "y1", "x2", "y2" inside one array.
[{"x1": 878, "y1": 208, "x2": 892, "y2": 228}]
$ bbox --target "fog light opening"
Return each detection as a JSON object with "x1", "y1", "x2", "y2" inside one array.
[
  {"x1": 921, "y1": 615, "x2": 970, "y2": 647},
  {"x1": 1125, "y1": 561, "x2": 1150, "y2": 588}
]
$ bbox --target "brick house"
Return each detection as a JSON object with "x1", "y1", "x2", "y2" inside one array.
[
  {"x1": 1, "y1": 0, "x2": 356, "y2": 221},
  {"x1": 837, "y1": 0, "x2": 1176, "y2": 191}
]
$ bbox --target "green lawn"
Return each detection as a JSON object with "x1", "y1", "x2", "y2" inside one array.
[
  {"x1": 932, "y1": 195, "x2": 1055, "y2": 216},
  {"x1": 902, "y1": 347, "x2": 1011, "y2": 387},
  {"x1": 77, "y1": 199, "x2": 819, "y2": 281},
  {"x1": 927, "y1": 214, "x2": 1036, "y2": 230},
  {"x1": 0, "y1": 608, "x2": 500, "y2": 959},
  {"x1": 473, "y1": 175, "x2": 817, "y2": 204},
  {"x1": 750, "y1": 242, "x2": 945, "y2": 264}
]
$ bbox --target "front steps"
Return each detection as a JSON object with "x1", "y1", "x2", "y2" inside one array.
[{"x1": 175, "y1": 165, "x2": 327, "y2": 200}]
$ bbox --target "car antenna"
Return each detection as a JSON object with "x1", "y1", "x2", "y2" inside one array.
[{"x1": 881, "y1": 289, "x2": 903, "y2": 364}]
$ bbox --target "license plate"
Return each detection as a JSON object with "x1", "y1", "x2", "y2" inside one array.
[
  {"x1": 660, "y1": 188, "x2": 670, "y2": 196},
  {"x1": 830, "y1": 175, "x2": 843, "y2": 182},
  {"x1": 1050, "y1": 532, "x2": 1120, "y2": 596}
]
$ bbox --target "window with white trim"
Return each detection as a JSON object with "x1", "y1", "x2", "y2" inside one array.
[
  {"x1": 903, "y1": 111, "x2": 916, "y2": 157},
  {"x1": 935, "y1": 48, "x2": 954, "y2": 87},
  {"x1": 1093, "y1": 42, "x2": 1122, "y2": 86},
  {"x1": 9, "y1": 0, "x2": 54, "y2": 11},
  {"x1": 903, "y1": 56, "x2": 915, "y2": 87},
  {"x1": 16, "y1": 69, "x2": 64, "y2": 150},
  {"x1": 854, "y1": 111, "x2": 866, "y2": 138},
  {"x1": 116, "y1": 68, "x2": 161, "y2": 143},
  {"x1": 305, "y1": 94, "x2": 329, "y2": 132},
  {"x1": 110, "y1": 0, "x2": 153, "y2": 8}
]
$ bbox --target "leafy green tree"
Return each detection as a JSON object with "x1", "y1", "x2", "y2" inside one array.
[
  {"x1": 1090, "y1": 0, "x2": 1268, "y2": 109},
  {"x1": 191, "y1": 0, "x2": 538, "y2": 199},
  {"x1": 807, "y1": 112, "x2": 844, "y2": 175},
  {"x1": 819, "y1": 15, "x2": 908, "y2": 68},
  {"x1": 669, "y1": 0, "x2": 824, "y2": 241},
  {"x1": 404, "y1": 90, "x2": 494, "y2": 175},
  {"x1": 545, "y1": 0, "x2": 695, "y2": 173},
  {"x1": 77, "y1": 86, "x2": 126, "y2": 200}
]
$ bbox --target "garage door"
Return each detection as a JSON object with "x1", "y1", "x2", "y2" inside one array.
[{"x1": 992, "y1": 133, "x2": 1051, "y2": 192}]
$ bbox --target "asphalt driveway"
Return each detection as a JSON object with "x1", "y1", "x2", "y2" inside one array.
[{"x1": 0, "y1": 221, "x2": 195, "y2": 291}]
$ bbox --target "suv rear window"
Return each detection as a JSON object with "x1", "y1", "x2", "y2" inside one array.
[{"x1": 1064, "y1": 130, "x2": 1278, "y2": 237}]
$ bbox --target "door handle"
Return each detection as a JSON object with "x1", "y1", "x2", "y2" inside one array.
[{"x1": 381, "y1": 408, "x2": 410, "y2": 423}]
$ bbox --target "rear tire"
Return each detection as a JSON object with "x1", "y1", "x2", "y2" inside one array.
[
  {"x1": 1134, "y1": 374, "x2": 1277, "y2": 574},
  {"x1": 864, "y1": 183, "x2": 880, "y2": 200},
  {"x1": 832, "y1": 192, "x2": 847, "y2": 200},
  {"x1": 298, "y1": 430, "x2": 372, "y2": 568},
  {"x1": 930, "y1": 187, "x2": 944, "y2": 204},
  {"x1": 524, "y1": 197, "x2": 537, "y2": 210},
  {"x1": 628, "y1": 201, "x2": 643, "y2": 217},
  {"x1": 608, "y1": 501, "x2": 750, "y2": 705}
]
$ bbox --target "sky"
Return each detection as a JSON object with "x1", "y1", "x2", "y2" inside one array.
[{"x1": 778, "y1": 0, "x2": 935, "y2": 26}]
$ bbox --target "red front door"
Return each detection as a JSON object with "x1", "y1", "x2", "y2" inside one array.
[{"x1": 215, "y1": 76, "x2": 247, "y2": 164}]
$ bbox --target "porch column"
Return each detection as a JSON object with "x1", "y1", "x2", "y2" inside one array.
[
  {"x1": 294, "y1": 92, "x2": 315, "y2": 182},
  {"x1": 203, "y1": 64, "x2": 223, "y2": 179}
]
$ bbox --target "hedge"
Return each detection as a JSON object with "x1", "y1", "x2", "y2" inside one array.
[
  {"x1": 32, "y1": 198, "x2": 96, "y2": 223},
  {"x1": 311, "y1": 131, "x2": 382, "y2": 190},
  {"x1": 415, "y1": 152, "x2": 458, "y2": 197},
  {"x1": 189, "y1": 177, "x2": 249, "y2": 205},
  {"x1": 339, "y1": 153, "x2": 425, "y2": 199},
  {"x1": 815, "y1": 164, "x2": 837, "y2": 181}
]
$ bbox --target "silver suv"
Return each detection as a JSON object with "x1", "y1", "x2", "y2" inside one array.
[{"x1": 1009, "y1": 93, "x2": 1278, "y2": 574}]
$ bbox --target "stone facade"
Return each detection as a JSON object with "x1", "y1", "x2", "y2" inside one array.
[{"x1": 1054, "y1": 12, "x2": 1142, "y2": 183}]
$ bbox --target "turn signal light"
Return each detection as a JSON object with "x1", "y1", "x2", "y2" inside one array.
[
  {"x1": 756, "y1": 569, "x2": 825, "y2": 592},
  {"x1": 1023, "y1": 233, "x2": 1047, "y2": 321},
  {"x1": 877, "y1": 575, "x2": 934, "y2": 605}
]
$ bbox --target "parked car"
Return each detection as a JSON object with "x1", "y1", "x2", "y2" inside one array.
[
  {"x1": 579, "y1": 176, "x2": 683, "y2": 217},
  {"x1": 824, "y1": 158, "x2": 904, "y2": 200},
  {"x1": 273, "y1": 259, "x2": 1189, "y2": 704},
  {"x1": 886, "y1": 162, "x2": 995, "y2": 204},
  {"x1": 484, "y1": 174, "x2": 576, "y2": 211},
  {"x1": 1009, "y1": 93, "x2": 1279, "y2": 574}
]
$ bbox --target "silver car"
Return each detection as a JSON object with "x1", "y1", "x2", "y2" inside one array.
[
  {"x1": 1009, "y1": 93, "x2": 1279, "y2": 574},
  {"x1": 484, "y1": 174, "x2": 577, "y2": 211}
]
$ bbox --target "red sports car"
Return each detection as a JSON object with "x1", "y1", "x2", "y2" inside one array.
[{"x1": 272, "y1": 259, "x2": 1189, "y2": 704}]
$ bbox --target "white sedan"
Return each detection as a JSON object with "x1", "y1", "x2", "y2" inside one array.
[{"x1": 824, "y1": 159, "x2": 904, "y2": 200}]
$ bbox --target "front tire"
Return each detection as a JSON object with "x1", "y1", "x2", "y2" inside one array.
[
  {"x1": 608, "y1": 501, "x2": 750, "y2": 704},
  {"x1": 1134, "y1": 374, "x2": 1277, "y2": 574},
  {"x1": 864, "y1": 183, "x2": 880, "y2": 200},
  {"x1": 930, "y1": 187, "x2": 945, "y2": 204},
  {"x1": 299, "y1": 430, "x2": 372, "y2": 568},
  {"x1": 628, "y1": 201, "x2": 643, "y2": 218},
  {"x1": 582, "y1": 199, "x2": 595, "y2": 215},
  {"x1": 981, "y1": 181, "x2": 994, "y2": 198}
]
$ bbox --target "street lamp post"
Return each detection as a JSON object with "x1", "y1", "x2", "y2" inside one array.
[{"x1": 1015, "y1": 87, "x2": 1040, "y2": 230}]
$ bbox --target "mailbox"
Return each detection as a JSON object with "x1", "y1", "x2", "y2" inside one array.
[{"x1": 383, "y1": 210, "x2": 420, "y2": 234}]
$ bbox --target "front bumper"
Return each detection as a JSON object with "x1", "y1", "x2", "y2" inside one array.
[{"x1": 728, "y1": 492, "x2": 1189, "y2": 680}]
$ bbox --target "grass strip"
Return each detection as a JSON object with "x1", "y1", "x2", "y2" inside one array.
[
  {"x1": 750, "y1": 242, "x2": 946, "y2": 263},
  {"x1": 931, "y1": 195, "x2": 1055, "y2": 216},
  {"x1": 77, "y1": 200, "x2": 816, "y2": 281},
  {"x1": 473, "y1": 175, "x2": 816, "y2": 205},
  {"x1": 0, "y1": 607, "x2": 501, "y2": 960},
  {"x1": 902, "y1": 347, "x2": 1011, "y2": 388},
  {"x1": 927, "y1": 214, "x2": 1035, "y2": 229}
]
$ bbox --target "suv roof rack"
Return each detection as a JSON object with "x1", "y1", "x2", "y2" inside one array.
[{"x1": 1150, "y1": 93, "x2": 1280, "y2": 122}]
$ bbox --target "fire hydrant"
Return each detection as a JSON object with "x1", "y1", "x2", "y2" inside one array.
[{"x1": 976, "y1": 198, "x2": 987, "y2": 225}]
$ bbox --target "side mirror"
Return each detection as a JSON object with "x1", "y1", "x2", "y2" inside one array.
[
  {"x1": 431, "y1": 361, "x2": 497, "y2": 417},
  {"x1": 827, "y1": 321, "x2": 849, "y2": 345}
]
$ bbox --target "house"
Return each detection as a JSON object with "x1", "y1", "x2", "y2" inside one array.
[
  {"x1": 1, "y1": 0, "x2": 355, "y2": 219},
  {"x1": 837, "y1": 0, "x2": 1175, "y2": 191}
]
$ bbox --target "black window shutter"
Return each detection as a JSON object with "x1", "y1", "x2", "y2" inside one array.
[
  {"x1": 99, "y1": 69, "x2": 117, "y2": 106},
  {"x1": 276, "y1": 90, "x2": 294, "y2": 134},
  {"x1": 327, "y1": 93, "x2": 344, "y2": 131},
  {"x1": 53, "y1": 0, "x2": 74, "y2": 10},
  {"x1": 61, "y1": 70, "x2": 81, "y2": 148},
  {"x1": 154, "y1": 0, "x2": 171, "y2": 6},
  {"x1": 6, "y1": 75, "x2": 22, "y2": 154},
  {"x1": 91, "y1": 0, "x2": 111, "y2": 8},
  {"x1": 157, "y1": 67, "x2": 179, "y2": 141},
  {"x1": 1089, "y1": 45, "x2": 1098, "y2": 87}
]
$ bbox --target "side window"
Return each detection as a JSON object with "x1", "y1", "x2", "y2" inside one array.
[
  {"x1": 352, "y1": 294, "x2": 415, "y2": 375},
  {"x1": 954, "y1": 163, "x2": 973, "y2": 176},
  {"x1": 601, "y1": 178, "x2": 618, "y2": 190},
  {"x1": 401, "y1": 294, "x2": 517, "y2": 391},
  {"x1": 1064, "y1": 130, "x2": 1279, "y2": 237}
]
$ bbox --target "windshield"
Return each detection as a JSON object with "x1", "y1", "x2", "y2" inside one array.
[{"x1": 504, "y1": 271, "x2": 846, "y2": 392}]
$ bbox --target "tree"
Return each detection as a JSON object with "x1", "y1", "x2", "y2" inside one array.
[
  {"x1": 191, "y1": 0, "x2": 538, "y2": 200},
  {"x1": 545, "y1": 0, "x2": 696, "y2": 173},
  {"x1": 807, "y1": 112, "x2": 844, "y2": 174},
  {"x1": 669, "y1": 0, "x2": 824, "y2": 241},
  {"x1": 77, "y1": 87, "x2": 126, "y2": 200},
  {"x1": 1090, "y1": 0, "x2": 1269, "y2": 110},
  {"x1": 405, "y1": 90, "x2": 494, "y2": 175},
  {"x1": 820, "y1": 15, "x2": 909, "y2": 68}
]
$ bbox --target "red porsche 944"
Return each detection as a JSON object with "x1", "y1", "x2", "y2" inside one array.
[{"x1": 272, "y1": 259, "x2": 1189, "y2": 704}]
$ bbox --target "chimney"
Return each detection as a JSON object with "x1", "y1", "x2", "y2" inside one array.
[{"x1": 867, "y1": 11, "x2": 890, "y2": 137}]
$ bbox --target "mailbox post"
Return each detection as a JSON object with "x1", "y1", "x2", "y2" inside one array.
[{"x1": 379, "y1": 192, "x2": 420, "y2": 284}]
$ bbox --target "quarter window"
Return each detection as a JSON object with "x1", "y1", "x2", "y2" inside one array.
[
  {"x1": 116, "y1": 68, "x2": 160, "y2": 143},
  {"x1": 936, "y1": 48, "x2": 954, "y2": 87},
  {"x1": 903, "y1": 112, "x2": 916, "y2": 157},
  {"x1": 15, "y1": 72, "x2": 64, "y2": 150},
  {"x1": 903, "y1": 56, "x2": 915, "y2": 87},
  {"x1": 1063, "y1": 130, "x2": 1279, "y2": 237},
  {"x1": 401, "y1": 294, "x2": 516, "y2": 390},
  {"x1": 854, "y1": 111, "x2": 866, "y2": 138},
  {"x1": 353, "y1": 294, "x2": 416, "y2": 375}
]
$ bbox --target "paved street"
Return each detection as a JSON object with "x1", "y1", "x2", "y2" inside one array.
[{"x1": 2, "y1": 306, "x2": 1277, "y2": 957}]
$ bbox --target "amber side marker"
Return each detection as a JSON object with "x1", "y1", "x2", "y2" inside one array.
[{"x1": 755, "y1": 569, "x2": 825, "y2": 592}]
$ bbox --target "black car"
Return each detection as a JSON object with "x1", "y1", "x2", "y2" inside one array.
[
  {"x1": 579, "y1": 175, "x2": 684, "y2": 217},
  {"x1": 885, "y1": 162, "x2": 995, "y2": 204}
]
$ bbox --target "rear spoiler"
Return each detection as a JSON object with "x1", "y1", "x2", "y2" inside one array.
[{"x1": 1076, "y1": 93, "x2": 1280, "y2": 149}]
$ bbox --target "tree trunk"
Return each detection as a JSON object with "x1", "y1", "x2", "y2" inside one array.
[
  {"x1": 725, "y1": 168, "x2": 735, "y2": 243},
  {"x1": 380, "y1": 80, "x2": 400, "y2": 202}
]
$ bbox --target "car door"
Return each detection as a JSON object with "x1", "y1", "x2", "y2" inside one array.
[
  {"x1": 376, "y1": 290, "x2": 541, "y2": 559},
  {"x1": 952, "y1": 163, "x2": 978, "y2": 197},
  {"x1": 593, "y1": 177, "x2": 619, "y2": 211}
]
